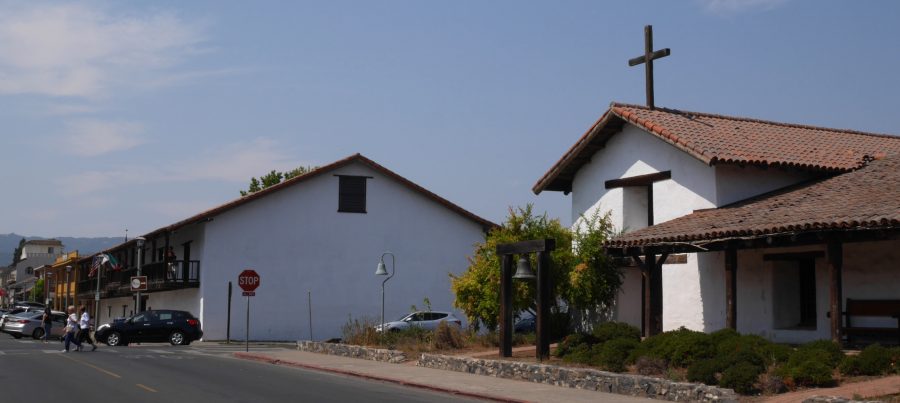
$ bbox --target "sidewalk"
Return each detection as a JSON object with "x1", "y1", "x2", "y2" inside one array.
[{"x1": 233, "y1": 349, "x2": 651, "y2": 402}]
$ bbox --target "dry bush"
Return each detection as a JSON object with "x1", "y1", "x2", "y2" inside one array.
[
  {"x1": 635, "y1": 356, "x2": 668, "y2": 376},
  {"x1": 434, "y1": 321, "x2": 465, "y2": 350},
  {"x1": 341, "y1": 315, "x2": 379, "y2": 346}
]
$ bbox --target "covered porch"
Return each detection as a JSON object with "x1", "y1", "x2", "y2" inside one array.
[{"x1": 605, "y1": 155, "x2": 900, "y2": 345}]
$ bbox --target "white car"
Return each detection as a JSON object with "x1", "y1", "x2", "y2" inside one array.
[{"x1": 375, "y1": 311, "x2": 462, "y2": 332}]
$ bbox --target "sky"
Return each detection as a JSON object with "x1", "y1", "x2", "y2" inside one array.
[{"x1": 1, "y1": 0, "x2": 898, "y2": 238}]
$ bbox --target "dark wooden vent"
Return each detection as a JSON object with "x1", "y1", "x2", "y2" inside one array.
[{"x1": 338, "y1": 176, "x2": 368, "y2": 213}]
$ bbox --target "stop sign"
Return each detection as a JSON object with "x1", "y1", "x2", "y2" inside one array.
[{"x1": 238, "y1": 269, "x2": 260, "y2": 292}]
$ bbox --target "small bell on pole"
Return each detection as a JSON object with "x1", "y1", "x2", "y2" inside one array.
[{"x1": 512, "y1": 256, "x2": 536, "y2": 280}]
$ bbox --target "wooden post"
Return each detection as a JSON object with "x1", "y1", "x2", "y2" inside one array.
[
  {"x1": 725, "y1": 247, "x2": 737, "y2": 330},
  {"x1": 499, "y1": 254, "x2": 513, "y2": 357},
  {"x1": 641, "y1": 253, "x2": 664, "y2": 336},
  {"x1": 536, "y1": 250, "x2": 551, "y2": 361},
  {"x1": 827, "y1": 239, "x2": 843, "y2": 344}
]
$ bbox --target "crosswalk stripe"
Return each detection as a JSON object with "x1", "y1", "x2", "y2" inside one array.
[
  {"x1": 0, "y1": 350, "x2": 5, "y2": 355},
  {"x1": 42, "y1": 350, "x2": 61, "y2": 353}
]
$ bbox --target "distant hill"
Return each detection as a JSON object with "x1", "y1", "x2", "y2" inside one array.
[{"x1": 0, "y1": 233, "x2": 122, "y2": 266}]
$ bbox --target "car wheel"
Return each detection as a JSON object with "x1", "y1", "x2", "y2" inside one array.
[
  {"x1": 106, "y1": 331, "x2": 124, "y2": 346},
  {"x1": 32, "y1": 328, "x2": 44, "y2": 340},
  {"x1": 169, "y1": 331, "x2": 186, "y2": 346}
]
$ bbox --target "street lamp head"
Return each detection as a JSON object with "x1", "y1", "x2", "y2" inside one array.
[
  {"x1": 375, "y1": 261, "x2": 388, "y2": 276},
  {"x1": 135, "y1": 236, "x2": 146, "y2": 247},
  {"x1": 65, "y1": 265, "x2": 72, "y2": 273}
]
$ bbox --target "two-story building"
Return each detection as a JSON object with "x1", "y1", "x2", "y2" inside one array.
[
  {"x1": 81, "y1": 154, "x2": 493, "y2": 341},
  {"x1": 6, "y1": 239, "x2": 63, "y2": 303},
  {"x1": 534, "y1": 103, "x2": 900, "y2": 344}
]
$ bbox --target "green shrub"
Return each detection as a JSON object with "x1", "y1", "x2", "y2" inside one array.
[
  {"x1": 788, "y1": 360, "x2": 834, "y2": 387},
  {"x1": 554, "y1": 333, "x2": 597, "y2": 358},
  {"x1": 592, "y1": 321, "x2": 641, "y2": 344},
  {"x1": 891, "y1": 347, "x2": 900, "y2": 374},
  {"x1": 720, "y1": 362, "x2": 761, "y2": 394},
  {"x1": 630, "y1": 327, "x2": 715, "y2": 368},
  {"x1": 687, "y1": 359, "x2": 720, "y2": 385},
  {"x1": 840, "y1": 344, "x2": 892, "y2": 376},
  {"x1": 563, "y1": 342, "x2": 593, "y2": 364},
  {"x1": 717, "y1": 334, "x2": 775, "y2": 367},
  {"x1": 708, "y1": 328, "x2": 740, "y2": 347},
  {"x1": 593, "y1": 338, "x2": 639, "y2": 372},
  {"x1": 761, "y1": 343, "x2": 794, "y2": 365},
  {"x1": 795, "y1": 340, "x2": 843, "y2": 368}
]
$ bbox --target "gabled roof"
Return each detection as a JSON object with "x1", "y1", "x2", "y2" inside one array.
[
  {"x1": 82, "y1": 154, "x2": 495, "y2": 260},
  {"x1": 534, "y1": 103, "x2": 900, "y2": 194},
  {"x1": 24, "y1": 239, "x2": 62, "y2": 246},
  {"x1": 606, "y1": 154, "x2": 900, "y2": 249}
]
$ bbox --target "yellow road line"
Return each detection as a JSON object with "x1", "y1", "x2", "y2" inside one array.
[
  {"x1": 60, "y1": 354, "x2": 122, "y2": 379},
  {"x1": 136, "y1": 383, "x2": 157, "y2": 393}
]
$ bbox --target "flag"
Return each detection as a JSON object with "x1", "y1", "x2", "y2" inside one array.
[
  {"x1": 103, "y1": 253, "x2": 122, "y2": 272},
  {"x1": 89, "y1": 255, "x2": 103, "y2": 277}
]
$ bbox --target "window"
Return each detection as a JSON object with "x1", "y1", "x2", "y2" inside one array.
[
  {"x1": 26, "y1": 267, "x2": 33, "y2": 275},
  {"x1": 158, "y1": 312, "x2": 173, "y2": 320},
  {"x1": 772, "y1": 257, "x2": 817, "y2": 329},
  {"x1": 48, "y1": 247, "x2": 54, "y2": 254},
  {"x1": 337, "y1": 175, "x2": 369, "y2": 213}
]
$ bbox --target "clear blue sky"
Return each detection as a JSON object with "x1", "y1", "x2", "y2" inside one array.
[{"x1": 1, "y1": 0, "x2": 898, "y2": 238}]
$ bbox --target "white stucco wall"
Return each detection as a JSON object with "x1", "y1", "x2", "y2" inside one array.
[
  {"x1": 98, "y1": 289, "x2": 201, "y2": 326},
  {"x1": 195, "y1": 161, "x2": 486, "y2": 341},
  {"x1": 720, "y1": 239, "x2": 900, "y2": 343},
  {"x1": 567, "y1": 123, "x2": 832, "y2": 333}
]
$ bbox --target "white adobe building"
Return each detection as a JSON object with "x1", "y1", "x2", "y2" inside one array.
[
  {"x1": 534, "y1": 103, "x2": 900, "y2": 344},
  {"x1": 78, "y1": 154, "x2": 493, "y2": 341}
]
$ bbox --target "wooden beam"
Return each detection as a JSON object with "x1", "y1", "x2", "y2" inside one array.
[
  {"x1": 725, "y1": 247, "x2": 737, "y2": 330},
  {"x1": 651, "y1": 254, "x2": 664, "y2": 336},
  {"x1": 496, "y1": 239, "x2": 555, "y2": 255},
  {"x1": 535, "y1": 250, "x2": 551, "y2": 361},
  {"x1": 605, "y1": 171, "x2": 672, "y2": 189},
  {"x1": 763, "y1": 251, "x2": 825, "y2": 261},
  {"x1": 499, "y1": 254, "x2": 513, "y2": 357},
  {"x1": 827, "y1": 239, "x2": 843, "y2": 344}
]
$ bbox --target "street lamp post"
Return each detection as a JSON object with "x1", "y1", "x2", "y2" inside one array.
[
  {"x1": 135, "y1": 237, "x2": 145, "y2": 314},
  {"x1": 64, "y1": 265, "x2": 72, "y2": 309},
  {"x1": 375, "y1": 252, "x2": 395, "y2": 346}
]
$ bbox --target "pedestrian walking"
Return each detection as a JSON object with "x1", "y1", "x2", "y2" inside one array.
[
  {"x1": 62, "y1": 305, "x2": 82, "y2": 353},
  {"x1": 40, "y1": 306, "x2": 52, "y2": 343},
  {"x1": 78, "y1": 306, "x2": 97, "y2": 351}
]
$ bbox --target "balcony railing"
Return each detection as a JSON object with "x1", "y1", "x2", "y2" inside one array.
[{"x1": 76, "y1": 260, "x2": 200, "y2": 298}]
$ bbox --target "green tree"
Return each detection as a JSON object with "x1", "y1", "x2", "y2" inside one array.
[
  {"x1": 450, "y1": 205, "x2": 621, "y2": 331},
  {"x1": 240, "y1": 166, "x2": 317, "y2": 196},
  {"x1": 31, "y1": 278, "x2": 44, "y2": 302}
]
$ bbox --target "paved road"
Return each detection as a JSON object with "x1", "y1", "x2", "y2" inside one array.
[{"x1": 0, "y1": 336, "x2": 478, "y2": 402}]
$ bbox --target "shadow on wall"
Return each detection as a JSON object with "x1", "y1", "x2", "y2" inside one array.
[{"x1": 698, "y1": 251, "x2": 727, "y2": 332}]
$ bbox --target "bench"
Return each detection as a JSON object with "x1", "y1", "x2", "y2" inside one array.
[{"x1": 843, "y1": 299, "x2": 900, "y2": 346}]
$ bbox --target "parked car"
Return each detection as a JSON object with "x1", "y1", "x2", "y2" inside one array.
[
  {"x1": 95, "y1": 310, "x2": 203, "y2": 346},
  {"x1": 514, "y1": 316, "x2": 535, "y2": 333},
  {"x1": 374, "y1": 311, "x2": 462, "y2": 332},
  {"x1": 0, "y1": 307, "x2": 42, "y2": 329},
  {"x1": 0, "y1": 310, "x2": 67, "y2": 339},
  {"x1": 12, "y1": 301, "x2": 46, "y2": 309}
]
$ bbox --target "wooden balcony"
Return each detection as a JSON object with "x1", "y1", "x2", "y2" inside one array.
[{"x1": 76, "y1": 260, "x2": 200, "y2": 299}]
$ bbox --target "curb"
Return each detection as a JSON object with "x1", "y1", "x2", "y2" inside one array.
[{"x1": 233, "y1": 352, "x2": 529, "y2": 403}]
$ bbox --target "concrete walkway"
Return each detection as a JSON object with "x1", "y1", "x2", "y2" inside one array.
[
  {"x1": 234, "y1": 349, "x2": 651, "y2": 402},
  {"x1": 763, "y1": 375, "x2": 900, "y2": 402}
]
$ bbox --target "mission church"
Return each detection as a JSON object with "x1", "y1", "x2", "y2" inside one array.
[{"x1": 534, "y1": 27, "x2": 900, "y2": 345}]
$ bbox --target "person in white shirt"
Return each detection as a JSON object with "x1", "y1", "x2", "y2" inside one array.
[
  {"x1": 77, "y1": 306, "x2": 97, "y2": 351},
  {"x1": 62, "y1": 305, "x2": 82, "y2": 353}
]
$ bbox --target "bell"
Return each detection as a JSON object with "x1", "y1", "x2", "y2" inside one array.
[
  {"x1": 375, "y1": 261, "x2": 388, "y2": 276},
  {"x1": 512, "y1": 256, "x2": 536, "y2": 280}
]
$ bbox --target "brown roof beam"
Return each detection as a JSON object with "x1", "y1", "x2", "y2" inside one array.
[{"x1": 605, "y1": 171, "x2": 672, "y2": 189}]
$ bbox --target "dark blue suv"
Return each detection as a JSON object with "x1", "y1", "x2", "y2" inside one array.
[{"x1": 96, "y1": 310, "x2": 202, "y2": 346}]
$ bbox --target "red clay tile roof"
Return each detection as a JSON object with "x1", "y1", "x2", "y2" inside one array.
[
  {"x1": 81, "y1": 154, "x2": 496, "y2": 261},
  {"x1": 534, "y1": 103, "x2": 900, "y2": 194},
  {"x1": 606, "y1": 154, "x2": 900, "y2": 248}
]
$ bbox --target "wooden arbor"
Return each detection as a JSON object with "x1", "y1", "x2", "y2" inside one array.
[{"x1": 496, "y1": 239, "x2": 555, "y2": 360}]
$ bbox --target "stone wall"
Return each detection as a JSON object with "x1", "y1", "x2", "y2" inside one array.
[
  {"x1": 418, "y1": 354, "x2": 739, "y2": 403},
  {"x1": 296, "y1": 341, "x2": 406, "y2": 363}
]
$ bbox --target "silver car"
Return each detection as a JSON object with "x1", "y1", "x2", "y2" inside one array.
[
  {"x1": 0, "y1": 310, "x2": 67, "y2": 340},
  {"x1": 375, "y1": 311, "x2": 462, "y2": 332}
]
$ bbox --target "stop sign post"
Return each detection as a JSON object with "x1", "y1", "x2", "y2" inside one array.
[{"x1": 238, "y1": 269, "x2": 260, "y2": 352}]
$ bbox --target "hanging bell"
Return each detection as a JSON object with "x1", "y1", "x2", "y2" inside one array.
[{"x1": 512, "y1": 255, "x2": 536, "y2": 280}]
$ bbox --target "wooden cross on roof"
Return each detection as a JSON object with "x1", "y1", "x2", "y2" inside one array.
[{"x1": 628, "y1": 25, "x2": 670, "y2": 110}]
